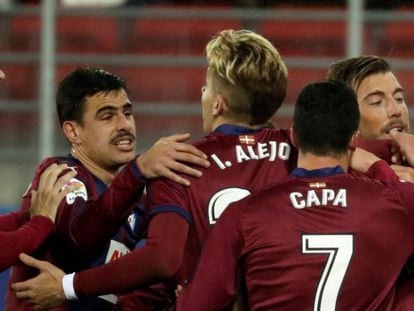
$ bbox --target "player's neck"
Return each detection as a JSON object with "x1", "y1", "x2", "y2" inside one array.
[
  {"x1": 70, "y1": 148, "x2": 117, "y2": 185},
  {"x1": 297, "y1": 152, "x2": 349, "y2": 172},
  {"x1": 212, "y1": 118, "x2": 264, "y2": 131}
]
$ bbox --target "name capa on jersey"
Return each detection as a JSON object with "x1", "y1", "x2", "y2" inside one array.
[
  {"x1": 236, "y1": 141, "x2": 290, "y2": 163},
  {"x1": 290, "y1": 189, "x2": 347, "y2": 209}
]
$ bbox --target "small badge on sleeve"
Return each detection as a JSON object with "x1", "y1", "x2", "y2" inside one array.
[{"x1": 64, "y1": 178, "x2": 88, "y2": 204}]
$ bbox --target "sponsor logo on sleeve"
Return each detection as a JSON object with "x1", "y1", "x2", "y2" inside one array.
[{"x1": 64, "y1": 178, "x2": 88, "y2": 204}]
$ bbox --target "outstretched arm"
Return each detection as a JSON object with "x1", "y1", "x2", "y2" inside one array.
[
  {"x1": 56, "y1": 133, "x2": 208, "y2": 251},
  {"x1": 137, "y1": 133, "x2": 210, "y2": 186},
  {"x1": 12, "y1": 212, "x2": 189, "y2": 309},
  {"x1": 0, "y1": 164, "x2": 76, "y2": 272},
  {"x1": 177, "y1": 205, "x2": 244, "y2": 311}
]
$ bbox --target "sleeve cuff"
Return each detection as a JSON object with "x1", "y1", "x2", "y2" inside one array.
[
  {"x1": 129, "y1": 156, "x2": 147, "y2": 183},
  {"x1": 62, "y1": 273, "x2": 78, "y2": 300}
]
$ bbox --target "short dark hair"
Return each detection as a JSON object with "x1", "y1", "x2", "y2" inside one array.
[
  {"x1": 294, "y1": 81, "x2": 360, "y2": 156},
  {"x1": 56, "y1": 67, "x2": 128, "y2": 125},
  {"x1": 326, "y1": 55, "x2": 391, "y2": 92}
]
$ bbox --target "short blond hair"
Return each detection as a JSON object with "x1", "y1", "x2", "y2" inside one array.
[{"x1": 206, "y1": 29, "x2": 288, "y2": 125}]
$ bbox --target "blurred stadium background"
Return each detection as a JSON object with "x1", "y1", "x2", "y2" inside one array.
[{"x1": 1, "y1": 0, "x2": 414, "y2": 307}]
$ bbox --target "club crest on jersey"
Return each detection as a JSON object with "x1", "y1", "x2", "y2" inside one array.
[
  {"x1": 64, "y1": 178, "x2": 88, "y2": 204},
  {"x1": 239, "y1": 135, "x2": 255, "y2": 145}
]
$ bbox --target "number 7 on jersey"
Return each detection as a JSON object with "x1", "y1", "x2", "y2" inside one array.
[{"x1": 302, "y1": 234, "x2": 354, "y2": 311}]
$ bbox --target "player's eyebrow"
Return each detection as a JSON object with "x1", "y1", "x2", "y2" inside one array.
[
  {"x1": 393, "y1": 87, "x2": 404, "y2": 96},
  {"x1": 363, "y1": 87, "x2": 405, "y2": 101},
  {"x1": 96, "y1": 105, "x2": 118, "y2": 116},
  {"x1": 362, "y1": 90, "x2": 385, "y2": 101},
  {"x1": 96, "y1": 102, "x2": 132, "y2": 116}
]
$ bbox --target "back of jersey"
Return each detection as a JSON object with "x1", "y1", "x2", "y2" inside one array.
[
  {"x1": 147, "y1": 126, "x2": 297, "y2": 285},
  {"x1": 241, "y1": 171, "x2": 414, "y2": 310}
]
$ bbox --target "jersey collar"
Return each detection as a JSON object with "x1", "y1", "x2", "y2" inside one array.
[
  {"x1": 291, "y1": 166, "x2": 345, "y2": 177},
  {"x1": 214, "y1": 124, "x2": 263, "y2": 135}
]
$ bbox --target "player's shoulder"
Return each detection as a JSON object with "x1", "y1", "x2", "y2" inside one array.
[
  {"x1": 194, "y1": 128, "x2": 292, "y2": 146},
  {"x1": 348, "y1": 170, "x2": 395, "y2": 187},
  {"x1": 35, "y1": 156, "x2": 91, "y2": 184}
]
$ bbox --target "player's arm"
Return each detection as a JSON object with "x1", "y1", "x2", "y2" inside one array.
[
  {"x1": 0, "y1": 164, "x2": 76, "y2": 272},
  {"x1": 137, "y1": 133, "x2": 210, "y2": 186},
  {"x1": 350, "y1": 147, "x2": 400, "y2": 181},
  {"x1": 56, "y1": 161, "x2": 151, "y2": 251},
  {"x1": 53, "y1": 158, "x2": 148, "y2": 252},
  {"x1": 56, "y1": 134, "x2": 208, "y2": 252},
  {"x1": 0, "y1": 211, "x2": 22, "y2": 232},
  {"x1": 177, "y1": 204, "x2": 244, "y2": 311},
  {"x1": 12, "y1": 212, "x2": 189, "y2": 309}
]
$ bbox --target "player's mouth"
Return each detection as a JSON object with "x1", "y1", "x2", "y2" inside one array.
[
  {"x1": 383, "y1": 122, "x2": 408, "y2": 135},
  {"x1": 112, "y1": 134, "x2": 135, "y2": 151}
]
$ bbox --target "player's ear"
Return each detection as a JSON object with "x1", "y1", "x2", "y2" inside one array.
[
  {"x1": 63, "y1": 121, "x2": 81, "y2": 144},
  {"x1": 212, "y1": 94, "x2": 227, "y2": 116},
  {"x1": 349, "y1": 132, "x2": 358, "y2": 151},
  {"x1": 290, "y1": 127, "x2": 299, "y2": 148}
]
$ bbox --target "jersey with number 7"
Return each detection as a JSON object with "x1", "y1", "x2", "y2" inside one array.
[{"x1": 177, "y1": 161, "x2": 414, "y2": 311}]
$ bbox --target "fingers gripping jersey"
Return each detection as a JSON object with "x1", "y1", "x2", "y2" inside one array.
[{"x1": 6, "y1": 155, "x2": 147, "y2": 311}]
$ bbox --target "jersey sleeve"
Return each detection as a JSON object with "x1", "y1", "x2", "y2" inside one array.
[
  {"x1": 0, "y1": 210, "x2": 23, "y2": 232},
  {"x1": 27, "y1": 157, "x2": 147, "y2": 253},
  {"x1": 356, "y1": 136, "x2": 394, "y2": 164},
  {"x1": 147, "y1": 178, "x2": 192, "y2": 224},
  {"x1": 365, "y1": 160, "x2": 400, "y2": 182},
  {"x1": 73, "y1": 212, "x2": 189, "y2": 297},
  {"x1": 0, "y1": 215, "x2": 53, "y2": 272},
  {"x1": 177, "y1": 203, "x2": 244, "y2": 311}
]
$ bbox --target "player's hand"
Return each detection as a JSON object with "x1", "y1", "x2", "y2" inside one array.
[
  {"x1": 137, "y1": 133, "x2": 210, "y2": 186},
  {"x1": 12, "y1": 254, "x2": 66, "y2": 310},
  {"x1": 30, "y1": 163, "x2": 77, "y2": 223},
  {"x1": 390, "y1": 165, "x2": 414, "y2": 183},
  {"x1": 350, "y1": 147, "x2": 381, "y2": 173},
  {"x1": 389, "y1": 130, "x2": 414, "y2": 167}
]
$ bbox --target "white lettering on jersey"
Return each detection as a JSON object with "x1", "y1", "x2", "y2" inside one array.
[
  {"x1": 211, "y1": 154, "x2": 226, "y2": 169},
  {"x1": 235, "y1": 141, "x2": 290, "y2": 163},
  {"x1": 64, "y1": 178, "x2": 88, "y2": 204},
  {"x1": 208, "y1": 188, "x2": 251, "y2": 225},
  {"x1": 100, "y1": 240, "x2": 132, "y2": 304},
  {"x1": 105, "y1": 239, "x2": 131, "y2": 263},
  {"x1": 290, "y1": 189, "x2": 347, "y2": 209}
]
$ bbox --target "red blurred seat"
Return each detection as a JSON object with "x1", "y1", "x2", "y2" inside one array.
[
  {"x1": 119, "y1": 66, "x2": 205, "y2": 102},
  {"x1": 285, "y1": 68, "x2": 326, "y2": 103},
  {"x1": 0, "y1": 64, "x2": 38, "y2": 99},
  {"x1": 259, "y1": 17, "x2": 346, "y2": 57},
  {"x1": 381, "y1": 21, "x2": 414, "y2": 58},
  {"x1": 127, "y1": 16, "x2": 241, "y2": 55},
  {"x1": 8, "y1": 15, "x2": 41, "y2": 52},
  {"x1": 8, "y1": 15, "x2": 119, "y2": 54},
  {"x1": 56, "y1": 16, "x2": 119, "y2": 53}
]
